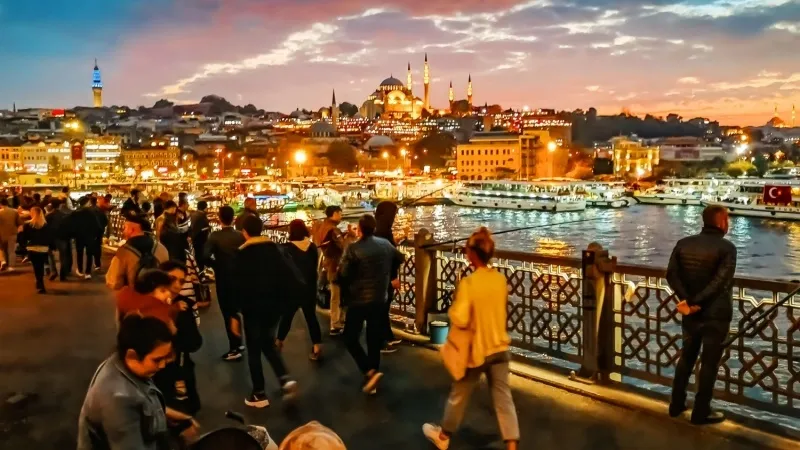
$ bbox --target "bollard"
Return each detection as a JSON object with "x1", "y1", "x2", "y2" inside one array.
[
  {"x1": 571, "y1": 242, "x2": 616, "y2": 384},
  {"x1": 413, "y1": 228, "x2": 437, "y2": 335}
]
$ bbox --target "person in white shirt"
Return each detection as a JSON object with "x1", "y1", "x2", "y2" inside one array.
[{"x1": 423, "y1": 227, "x2": 519, "y2": 450}]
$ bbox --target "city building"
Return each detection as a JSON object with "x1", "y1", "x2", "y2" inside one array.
[
  {"x1": 519, "y1": 129, "x2": 565, "y2": 179},
  {"x1": 520, "y1": 111, "x2": 572, "y2": 147},
  {"x1": 360, "y1": 74, "x2": 425, "y2": 120},
  {"x1": 83, "y1": 136, "x2": 122, "y2": 171},
  {"x1": 121, "y1": 140, "x2": 181, "y2": 171},
  {"x1": 609, "y1": 136, "x2": 659, "y2": 177},
  {"x1": 21, "y1": 141, "x2": 78, "y2": 173},
  {"x1": 658, "y1": 137, "x2": 728, "y2": 161},
  {"x1": 0, "y1": 138, "x2": 23, "y2": 172},
  {"x1": 456, "y1": 131, "x2": 520, "y2": 180},
  {"x1": 92, "y1": 59, "x2": 103, "y2": 108}
]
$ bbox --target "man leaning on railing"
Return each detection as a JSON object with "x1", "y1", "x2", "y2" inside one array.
[{"x1": 666, "y1": 205, "x2": 737, "y2": 425}]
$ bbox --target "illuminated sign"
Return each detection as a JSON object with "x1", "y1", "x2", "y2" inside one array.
[{"x1": 71, "y1": 142, "x2": 83, "y2": 160}]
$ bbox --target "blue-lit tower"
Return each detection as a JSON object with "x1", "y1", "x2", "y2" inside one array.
[{"x1": 92, "y1": 59, "x2": 103, "y2": 107}]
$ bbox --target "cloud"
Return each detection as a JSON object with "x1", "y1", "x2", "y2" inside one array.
[
  {"x1": 643, "y1": 0, "x2": 795, "y2": 19},
  {"x1": 771, "y1": 21, "x2": 800, "y2": 33},
  {"x1": 678, "y1": 77, "x2": 700, "y2": 84}
]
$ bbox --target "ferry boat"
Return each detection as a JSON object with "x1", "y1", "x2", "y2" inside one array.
[
  {"x1": 703, "y1": 181, "x2": 800, "y2": 221},
  {"x1": 580, "y1": 181, "x2": 633, "y2": 208},
  {"x1": 449, "y1": 180, "x2": 586, "y2": 212}
]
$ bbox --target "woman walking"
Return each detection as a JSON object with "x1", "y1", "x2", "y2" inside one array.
[
  {"x1": 422, "y1": 227, "x2": 519, "y2": 450},
  {"x1": 276, "y1": 219, "x2": 323, "y2": 361},
  {"x1": 18, "y1": 206, "x2": 54, "y2": 293}
]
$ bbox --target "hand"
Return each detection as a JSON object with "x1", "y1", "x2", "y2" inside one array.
[
  {"x1": 180, "y1": 419, "x2": 201, "y2": 443},
  {"x1": 177, "y1": 302, "x2": 189, "y2": 311},
  {"x1": 391, "y1": 278, "x2": 400, "y2": 289},
  {"x1": 676, "y1": 300, "x2": 701, "y2": 316}
]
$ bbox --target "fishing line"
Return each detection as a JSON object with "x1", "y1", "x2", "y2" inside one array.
[{"x1": 722, "y1": 284, "x2": 800, "y2": 348}]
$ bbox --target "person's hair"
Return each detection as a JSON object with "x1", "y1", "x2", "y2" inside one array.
[
  {"x1": 374, "y1": 201, "x2": 398, "y2": 237},
  {"x1": 358, "y1": 214, "x2": 377, "y2": 237},
  {"x1": 133, "y1": 269, "x2": 175, "y2": 295},
  {"x1": 159, "y1": 260, "x2": 187, "y2": 275},
  {"x1": 33, "y1": 193, "x2": 41, "y2": 202},
  {"x1": 702, "y1": 205, "x2": 728, "y2": 227},
  {"x1": 178, "y1": 192, "x2": 188, "y2": 201},
  {"x1": 288, "y1": 219, "x2": 310, "y2": 241},
  {"x1": 50, "y1": 198, "x2": 61, "y2": 209},
  {"x1": 131, "y1": 188, "x2": 140, "y2": 197},
  {"x1": 241, "y1": 214, "x2": 263, "y2": 237},
  {"x1": 142, "y1": 201, "x2": 152, "y2": 213},
  {"x1": 219, "y1": 205, "x2": 235, "y2": 225},
  {"x1": 197, "y1": 200, "x2": 208, "y2": 211},
  {"x1": 279, "y1": 421, "x2": 346, "y2": 450},
  {"x1": 79, "y1": 196, "x2": 90, "y2": 207},
  {"x1": 62, "y1": 186, "x2": 69, "y2": 193},
  {"x1": 1, "y1": 198, "x2": 9, "y2": 206},
  {"x1": 89, "y1": 196, "x2": 98, "y2": 206},
  {"x1": 466, "y1": 226, "x2": 495, "y2": 264},
  {"x1": 104, "y1": 193, "x2": 113, "y2": 201},
  {"x1": 116, "y1": 314, "x2": 174, "y2": 361},
  {"x1": 29, "y1": 206, "x2": 46, "y2": 228},
  {"x1": 325, "y1": 205, "x2": 342, "y2": 218},
  {"x1": 178, "y1": 198, "x2": 189, "y2": 207},
  {"x1": 244, "y1": 197, "x2": 256, "y2": 207},
  {"x1": 164, "y1": 200, "x2": 177, "y2": 210}
]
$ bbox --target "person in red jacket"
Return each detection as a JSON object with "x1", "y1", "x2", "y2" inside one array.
[{"x1": 116, "y1": 269, "x2": 184, "y2": 330}]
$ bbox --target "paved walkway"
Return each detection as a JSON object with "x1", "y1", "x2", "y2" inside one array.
[{"x1": 0, "y1": 265, "x2": 781, "y2": 450}]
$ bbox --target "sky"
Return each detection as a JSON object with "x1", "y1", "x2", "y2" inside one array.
[{"x1": 1, "y1": 0, "x2": 799, "y2": 126}]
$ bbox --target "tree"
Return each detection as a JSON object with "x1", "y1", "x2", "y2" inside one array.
[
  {"x1": 338, "y1": 102, "x2": 359, "y2": 117},
  {"x1": 412, "y1": 132, "x2": 456, "y2": 168},
  {"x1": 753, "y1": 154, "x2": 770, "y2": 176},
  {"x1": 152, "y1": 99, "x2": 174, "y2": 109},
  {"x1": 47, "y1": 156, "x2": 62, "y2": 175},
  {"x1": 725, "y1": 160, "x2": 754, "y2": 178},
  {"x1": 239, "y1": 104, "x2": 258, "y2": 115},
  {"x1": 325, "y1": 141, "x2": 358, "y2": 171}
]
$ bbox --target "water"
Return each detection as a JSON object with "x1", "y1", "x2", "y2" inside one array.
[{"x1": 388, "y1": 204, "x2": 800, "y2": 280}]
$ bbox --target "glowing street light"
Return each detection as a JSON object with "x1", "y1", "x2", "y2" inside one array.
[
  {"x1": 382, "y1": 151, "x2": 390, "y2": 171},
  {"x1": 547, "y1": 141, "x2": 557, "y2": 152},
  {"x1": 400, "y1": 148, "x2": 408, "y2": 171},
  {"x1": 294, "y1": 150, "x2": 307, "y2": 164}
]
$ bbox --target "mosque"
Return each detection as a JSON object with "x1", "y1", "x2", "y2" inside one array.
[{"x1": 359, "y1": 54, "x2": 473, "y2": 120}]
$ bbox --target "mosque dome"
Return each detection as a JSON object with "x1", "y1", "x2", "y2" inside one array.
[
  {"x1": 310, "y1": 121, "x2": 336, "y2": 136},
  {"x1": 767, "y1": 116, "x2": 786, "y2": 128},
  {"x1": 379, "y1": 76, "x2": 405, "y2": 89},
  {"x1": 365, "y1": 135, "x2": 394, "y2": 148}
]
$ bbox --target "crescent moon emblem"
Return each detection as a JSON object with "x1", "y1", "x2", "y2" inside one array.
[{"x1": 768, "y1": 187, "x2": 778, "y2": 199}]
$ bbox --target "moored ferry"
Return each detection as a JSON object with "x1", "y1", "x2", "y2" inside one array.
[
  {"x1": 634, "y1": 176, "x2": 737, "y2": 206},
  {"x1": 703, "y1": 181, "x2": 800, "y2": 221},
  {"x1": 449, "y1": 180, "x2": 586, "y2": 212}
]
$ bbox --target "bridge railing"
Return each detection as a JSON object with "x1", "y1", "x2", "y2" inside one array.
[{"x1": 397, "y1": 228, "x2": 799, "y2": 420}]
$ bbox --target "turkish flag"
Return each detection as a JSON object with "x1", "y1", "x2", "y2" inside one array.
[
  {"x1": 763, "y1": 185, "x2": 793, "y2": 205},
  {"x1": 70, "y1": 142, "x2": 83, "y2": 161}
]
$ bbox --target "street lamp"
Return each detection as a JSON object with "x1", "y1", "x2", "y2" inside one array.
[
  {"x1": 547, "y1": 141, "x2": 557, "y2": 152},
  {"x1": 546, "y1": 141, "x2": 557, "y2": 178},
  {"x1": 294, "y1": 150, "x2": 307, "y2": 177},
  {"x1": 382, "y1": 151, "x2": 389, "y2": 171},
  {"x1": 400, "y1": 148, "x2": 408, "y2": 172}
]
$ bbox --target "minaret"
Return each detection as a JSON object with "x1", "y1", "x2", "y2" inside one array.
[
  {"x1": 423, "y1": 53, "x2": 430, "y2": 110},
  {"x1": 331, "y1": 89, "x2": 339, "y2": 128},
  {"x1": 92, "y1": 59, "x2": 103, "y2": 108},
  {"x1": 407, "y1": 62, "x2": 412, "y2": 94},
  {"x1": 774, "y1": 104, "x2": 779, "y2": 118},
  {"x1": 467, "y1": 74, "x2": 473, "y2": 108},
  {"x1": 448, "y1": 81, "x2": 454, "y2": 110}
]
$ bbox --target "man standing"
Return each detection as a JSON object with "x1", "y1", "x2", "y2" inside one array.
[
  {"x1": 337, "y1": 214, "x2": 405, "y2": 394},
  {"x1": 190, "y1": 201, "x2": 211, "y2": 272},
  {"x1": 0, "y1": 198, "x2": 23, "y2": 272},
  {"x1": 666, "y1": 205, "x2": 736, "y2": 425},
  {"x1": 204, "y1": 205, "x2": 246, "y2": 361},
  {"x1": 45, "y1": 198, "x2": 72, "y2": 280},
  {"x1": 234, "y1": 197, "x2": 258, "y2": 231},
  {"x1": 234, "y1": 215, "x2": 297, "y2": 408},
  {"x1": 89, "y1": 196, "x2": 109, "y2": 273},
  {"x1": 121, "y1": 189, "x2": 142, "y2": 217},
  {"x1": 72, "y1": 197, "x2": 104, "y2": 279},
  {"x1": 106, "y1": 214, "x2": 169, "y2": 291},
  {"x1": 313, "y1": 205, "x2": 352, "y2": 335}
]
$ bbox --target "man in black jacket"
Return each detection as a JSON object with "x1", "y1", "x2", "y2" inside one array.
[
  {"x1": 190, "y1": 201, "x2": 211, "y2": 272},
  {"x1": 233, "y1": 214, "x2": 297, "y2": 408},
  {"x1": 204, "y1": 205, "x2": 246, "y2": 361},
  {"x1": 666, "y1": 205, "x2": 736, "y2": 425},
  {"x1": 46, "y1": 198, "x2": 73, "y2": 281},
  {"x1": 71, "y1": 196, "x2": 104, "y2": 280},
  {"x1": 120, "y1": 189, "x2": 142, "y2": 217},
  {"x1": 89, "y1": 196, "x2": 109, "y2": 273},
  {"x1": 234, "y1": 197, "x2": 258, "y2": 231},
  {"x1": 337, "y1": 214, "x2": 405, "y2": 394}
]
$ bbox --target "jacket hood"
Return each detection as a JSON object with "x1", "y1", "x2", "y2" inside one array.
[
  {"x1": 290, "y1": 237, "x2": 312, "y2": 252},
  {"x1": 239, "y1": 235, "x2": 272, "y2": 250}
]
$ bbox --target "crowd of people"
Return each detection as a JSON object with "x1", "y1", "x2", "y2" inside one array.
[{"x1": 1, "y1": 184, "x2": 738, "y2": 448}]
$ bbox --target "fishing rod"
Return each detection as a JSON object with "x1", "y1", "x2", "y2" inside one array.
[
  {"x1": 722, "y1": 284, "x2": 800, "y2": 348},
  {"x1": 413, "y1": 216, "x2": 604, "y2": 248}
]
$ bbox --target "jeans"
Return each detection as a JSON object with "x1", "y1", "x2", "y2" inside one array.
[
  {"x1": 54, "y1": 239, "x2": 73, "y2": 279},
  {"x1": 344, "y1": 302, "x2": 384, "y2": 374},
  {"x1": 0, "y1": 234, "x2": 17, "y2": 267},
  {"x1": 382, "y1": 287, "x2": 396, "y2": 343},
  {"x1": 277, "y1": 293, "x2": 323, "y2": 345},
  {"x1": 75, "y1": 238, "x2": 94, "y2": 274},
  {"x1": 92, "y1": 233, "x2": 103, "y2": 269},
  {"x1": 29, "y1": 252, "x2": 48, "y2": 289},
  {"x1": 215, "y1": 280, "x2": 242, "y2": 351},
  {"x1": 671, "y1": 318, "x2": 729, "y2": 419},
  {"x1": 442, "y1": 356, "x2": 520, "y2": 442},
  {"x1": 244, "y1": 314, "x2": 290, "y2": 394}
]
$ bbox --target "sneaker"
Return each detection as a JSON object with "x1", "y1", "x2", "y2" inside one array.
[
  {"x1": 309, "y1": 346, "x2": 322, "y2": 361},
  {"x1": 422, "y1": 424, "x2": 450, "y2": 450},
  {"x1": 381, "y1": 346, "x2": 398, "y2": 354},
  {"x1": 691, "y1": 410, "x2": 725, "y2": 425},
  {"x1": 244, "y1": 392, "x2": 270, "y2": 408},
  {"x1": 0, "y1": 262, "x2": 6, "y2": 271},
  {"x1": 6, "y1": 266, "x2": 14, "y2": 272},
  {"x1": 238, "y1": 345, "x2": 246, "y2": 352},
  {"x1": 282, "y1": 380, "x2": 298, "y2": 400},
  {"x1": 362, "y1": 370, "x2": 383, "y2": 393},
  {"x1": 84, "y1": 274, "x2": 92, "y2": 280},
  {"x1": 49, "y1": 273, "x2": 58, "y2": 281},
  {"x1": 94, "y1": 267, "x2": 102, "y2": 273},
  {"x1": 668, "y1": 403, "x2": 687, "y2": 418},
  {"x1": 388, "y1": 338, "x2": 402, "y2": 346},
  {"x1": 222, "y1": 350, "x2": 243, "y2": 361},
  {"x1": 76, "y1": 271, "x2": 84, "y2": 277},
  {"x1": 37, "y1": 288, "x2": 47, "y2": 294},
  {"x1": 329, "y1": 328, "x2": 343, "y2": 337}
]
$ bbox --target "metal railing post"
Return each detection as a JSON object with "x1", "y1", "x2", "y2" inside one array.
[{"x1": 413, "y1": 228, "x2": 437, "y2": 335}]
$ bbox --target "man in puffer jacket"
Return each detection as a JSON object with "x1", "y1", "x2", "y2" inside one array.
[{"x1": 666, "y1": 205, "x2": 736, "y2": 425}]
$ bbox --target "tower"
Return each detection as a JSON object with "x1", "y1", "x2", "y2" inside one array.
[
  {"x1": 92, "y1": 59, "x2": 103, "y2": 108},
  {"x1": 407, "y1": 62, "x2": 412, "y2": 94},
  {"x1": 448, "y1": 81, "x2": 454, "y2": 110},
  {"x1": 467, "y1": 74, "x2": 473, "y2": 108},
  {"x1": 423, "y1": 53, "x2": 430, "y2": 111},
  {"x1": 331, "y1": 89, "x2": 339, "y2": 129}
]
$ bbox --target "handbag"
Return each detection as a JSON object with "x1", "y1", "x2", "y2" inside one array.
[{"x1": 440, "y1": 286, "x2": 474, "y2": 381}]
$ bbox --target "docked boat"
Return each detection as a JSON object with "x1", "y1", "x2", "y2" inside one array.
[
  {"x1": 449, "y1": 180, "x2": 586, "y2": 212},
  {"x1": 634, "y1": 176, "x2": 738, "y2": 206},
  {"x1": 580, "y1": 181, "x2": 634, "y2": 208},
  {"x1": 703, "y1": 182, "x2": 800, "y2": 221}
]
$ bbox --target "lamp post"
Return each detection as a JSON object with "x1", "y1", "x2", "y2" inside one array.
[
  {"x1": 382, "y1": 151, "x2": 389, "y2": 172},
  {"x1": 400, "y1": 148, "x2": 408, "y2": 172},
  {"x1": 294, "y1": 150, "x2": 307, "y2": 177},
  {"x1": 547, "y1": 141, "x2": 557, "y2": 178}
]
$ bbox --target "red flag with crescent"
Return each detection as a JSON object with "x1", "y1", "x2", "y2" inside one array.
[{"x1": 763, "y1": 185, "x2": 792, "y2": 205}]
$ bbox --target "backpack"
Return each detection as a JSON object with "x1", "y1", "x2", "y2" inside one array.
[{"x1": 124, "y1": 240, "x2": 160, "y2": 281}]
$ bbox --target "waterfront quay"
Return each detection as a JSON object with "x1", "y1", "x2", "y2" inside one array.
[{"x1": 0, "y1": 257, "x2": 796, "y2": 450}]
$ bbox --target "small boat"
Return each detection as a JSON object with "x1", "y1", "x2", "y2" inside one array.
[{"x1": 704, "y1": 182, "x2": 800, "y2": 221}]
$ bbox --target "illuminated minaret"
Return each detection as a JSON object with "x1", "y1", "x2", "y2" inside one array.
[
  {"x1": 774, "y1": 104, "x2": 779, "y2": 118},
  {"x1": 407, "y1": 62, "x2": 413, "y2": 95},
  {"x1": 92, "y1": 59, "x2": 103, "y2": 108},
  {"x1": 331, "y1": 89, "x2": 339, "y2": 129},
  {"x1": 423, "y1": 53, "x2": 430, "y2": 110},
  {"x1": 448, "y1": 81, "x2": 454, "y2": 110},
  {"x1": 467, "y1": 74, "x2": 473, "y2": 108}
]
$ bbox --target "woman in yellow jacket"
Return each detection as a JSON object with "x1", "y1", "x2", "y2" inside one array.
[{"x1": 423, "y1": 227, "x2": 520, "y2": 450}]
